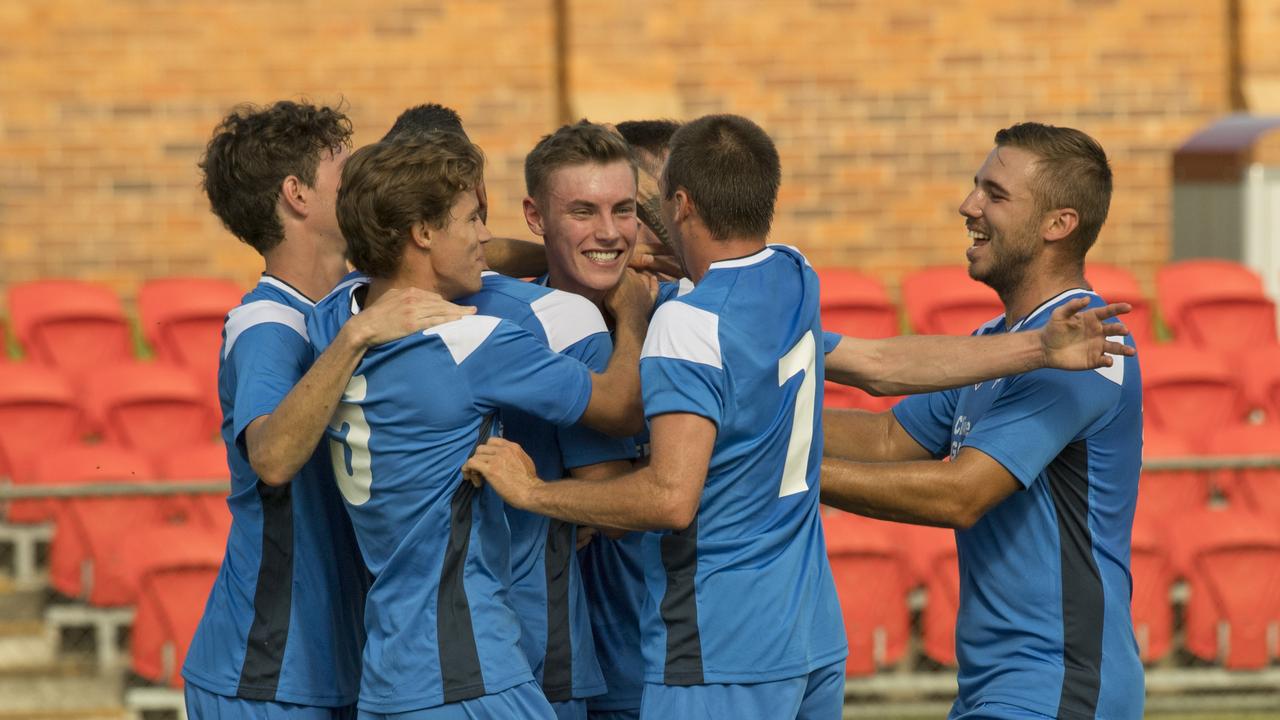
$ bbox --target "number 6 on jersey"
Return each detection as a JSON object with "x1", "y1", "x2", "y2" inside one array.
[{"x1": 329, "y1": 375, "x2": 373, "y2": 506}]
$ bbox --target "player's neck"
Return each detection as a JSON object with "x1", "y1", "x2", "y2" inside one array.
[
  {"x1": 261, "y1": 233, "x2": 349, "y2": 302},
  {"x1": 684, "y1": 235, "x2": 767, "y2": 283},
  {"x1": 1000, "y1": 264, "x2": 1089, "y2": 326}
]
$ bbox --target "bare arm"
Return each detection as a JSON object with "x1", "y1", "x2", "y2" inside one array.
[
  {"x1": 465, "y1": 413, "x2": 712, "y2": 531},
  {"x1": 826, "y1": 298, "x2": 1133, "y2": 396},
  {"x1": 577, "y1": 270, "x2": 653, "y2": 437},
  {"x1": 248, "y1": 288, "x2": 473, "y2": 486},
  {"x1": 823, "y1": 408, "x2": 935, "y2": 463},
  {"x1": 819, "y1": 447, "x2": 1020, "y2": 529},
  {"x1": 568, "y1": 459, "x2": 637, "y2": 544},
  {"x1": 484, "y1": 237, "x2": 548, "y2": 278}
]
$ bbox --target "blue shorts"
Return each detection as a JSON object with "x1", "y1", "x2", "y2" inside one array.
[
  {"x1": 552, "y1": 698, "x2": 587, "y2": 720},
  {"x1": 356, "y1": 681, "x2": 555, "y2": 720},
  {"x1": 587, "y1": 711, "x2": 638, "y2": 720},
  {"x1": 949, "y1": 702, "x2": 1055, "y2": 720},
  {"x1": 639, "y1": 660, "x2": 845, "y2": 720},
  {"x1": 184, "y1": 683, "x2": 356, "y2": 719}
]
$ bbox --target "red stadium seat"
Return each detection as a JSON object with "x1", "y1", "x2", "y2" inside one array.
[
  {"x1": 0, "y1": 361, "x2": 83, "y2": 500},
  {"x1": 155, "y1": 441, "x2": 231, "y2": 537},
  {"x1": 130, "y1": 563, "x2": 220, "y2": 687},
  {"x1": 8, "y1": 280, "x2": 134, "y2": 378},
  {"x1": 81, "y1": 362, "x2": 218, "y2": 459},
  {"x1": 1238, "y1": 345, "x2": 1280, "y2": 422},
  {"x1": 882, "y1": 521, "x2": 954, "y2": 588},
  {"x1": 901, "y1": 266, "x2": 1003, "y2": 336},
  {"x1": 823, "y1": 382, "x2": 898, "y2": 413},
  {"x1": 1140, "y1": 345, "x2": 1246, "y2": 450},
  {"x1": 1156, "y1": 260, "x2": 1277, "y2": 352},
  {"x1": 815, "y1": 268, "x2": 899, "y2": 339},
  {"x1": 1129, "y1": 514, "x2": 1176, "y2": 663},
  {"x1": 89, "y1": 519, "x2": 225, "y2": 608},
  {"x1": 1085, "y1": 263, "x2": 1156, "y2": 347},
  {"x1": 1179, "y1": 508, "x2": 1280, "y2": 669},
  {"x1": 138, "y1": 277, "x2": 241, "y2": 408},
  {"x1": 1137, "y1": 428, "x2": 1210, "y2": 517},
  {"x1": 822, "y1": 512, "x2": 912, "y2": 675},
  {"x1": 921, "y1": 544, "x2": 959, "y2": 666},
  {"x1": 1205, "y1": 423, "x2": 1280, "y2": 516}
]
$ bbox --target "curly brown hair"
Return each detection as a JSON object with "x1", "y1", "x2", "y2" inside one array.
[
  {"x1": 199, "y1": 100, "x2": 352, "y2": 254},
  {"x1": 338, "y1": 135, "x2": 485, "y2": 279}
]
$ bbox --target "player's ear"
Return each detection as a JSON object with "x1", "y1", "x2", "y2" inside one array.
[
  {"x1": 411, "y1": 220, "x2": 432, "y2": 251},
  {"x1": 1042, "y1": 208, "x2": 1079, "y2": 244},
  {"x1": 280, "y1": 175, "x2": 308, "y2": 218},
  {"x1": 522, "y1": 196, "x2": 546, "y2": 237},
  {"x1": 672, "y1": 188, "x2": 694, "y2": 226}
]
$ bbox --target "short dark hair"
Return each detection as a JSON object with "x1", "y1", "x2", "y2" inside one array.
[
  {"x1": 337, "y1": 135, "x2": 485, "y2": 279},
  {"x1": 615, "y1": 119, "x2": 681, "y2": 159},
  {"x1": 663, "y1": 114, "x2": 780, "y2": 240},
  {"x1": 994, "y1": 122, "x2": 1112, "y2": 255},
  {"x1": 199, "y1": 100, "x2": 352, "y2": 254},
  {"x1": 382, "y1": 103, "x2": 467, "y2": 143},
  {"x1": 524, "y1": 120, "x2": 636, "y2": 201}
]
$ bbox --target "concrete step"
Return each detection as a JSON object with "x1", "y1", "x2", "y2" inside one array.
[{"x1": 0, "y1": 673, "x2": 123, "y2": 718}]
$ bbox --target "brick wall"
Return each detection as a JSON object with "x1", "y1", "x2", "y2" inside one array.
[{"x1": 1, "y1": 0, "x2": 1272, "y2": 310}]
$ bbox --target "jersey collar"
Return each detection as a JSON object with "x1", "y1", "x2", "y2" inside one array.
[{"x1": 1009, "y1": 288, "x2": 1097, "y2": 332}]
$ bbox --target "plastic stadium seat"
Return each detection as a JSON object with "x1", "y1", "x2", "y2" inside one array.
[
  {"x1": 7, "y1": 280, "x2": 134, "y2": 378},
  {"x1": 1137, "y1": 428, "x2": 1210, "y2": 517},
  {"x1": 155, "y1": 441, "x2": 231, "y2": 537},
  {"x1": 1205, "y1": 423, "x2": 1280, "y2": 516},
  {"x1": 921, "y1": 544, "x2": 959, "y2": 666},
  {"x1": 1085, "y1": 263, "x2": 1155, "y2": 347},
  {"x1": 1140, "y1": 345, "x2": 1246, "y2": 450},
  {"x1": 0, "y1": 361, "x2": 82, "y2": 484},
  {"x1": 815, "y1": 268, "x2": 899, "y2": 339},
  {"x1": 881, "y1": 521, "x2": 954, "y2": 588},
  {"x1": 41, "y1": 445, "x2": 163, "y2": 599},
  {"x1": 1129, "y1": 514, "x2": 1176, "y2": 663},
  {"x1": 1178, "y1": 507, "x2": 1280, "y2": 669},
  {"x1": 130, "y1": 563, "x2": 220, "y2": 688},
  {"x1": 822, "y1": 512, "x2": 912, "y2": 676},
  {"x1": 88, "y1": 519, "x2": 225, "y2": 608},
  {"x1": 824, "y1": 382, "x2": 898, "y2": 413},
  {"x1": 81, "y1": 362, "x2": 218, "y2": 459},
  {"x1": 138, "y1": 277, "x2": 241, "y2": 406},
  {"x1": 1155, "y1": 260, "x2": 1277, "y2": 352},
  {"x1": 901, "y1": 266, "x2": 1003, "y2": 336},
  {"x1": 1238, "y1": 345, "x2": 1280, "y2": 422}
]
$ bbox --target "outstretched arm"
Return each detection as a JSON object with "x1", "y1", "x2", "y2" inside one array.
[
  {"x1": 826, "y1": 298, "x2": 1133, "y2": 396},
  {"x1": 249, "y1": 288, "x2": 473, "y2": 486}
]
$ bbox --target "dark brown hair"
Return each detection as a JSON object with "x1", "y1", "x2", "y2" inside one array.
[
  {"x1": 662, "y1": 114, "x2": 780, "y2": 240},
  {"x1": 524, "y1": 120, "x2": 636, "y2": 201}
]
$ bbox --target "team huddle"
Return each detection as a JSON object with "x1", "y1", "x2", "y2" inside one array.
[{"x1": 181, "y1": 100, "x2": 1145, "y2": 720}]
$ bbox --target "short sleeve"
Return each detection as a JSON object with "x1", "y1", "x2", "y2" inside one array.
[
  {"x1": 227, "y1": 323, "x2": 311, "y2": 444},
  {"x1": 961, "y1": 369, "x2": 1121, "y2": 488},
  {"x1": 461, "y1": 318, "x2": 594, "y2": 428},
  {"x1": 639, "y1": 301, "x2": 725, "y2": 427},
  {"x1": 555, "y1": 332, "x2": 637, "y2": 469},
  {"x1": 892, "y1": 389, "x2": 960, "y2": 459},
  {"x1": 822, "y1": 331, "x2": 842, "y2": 355}
]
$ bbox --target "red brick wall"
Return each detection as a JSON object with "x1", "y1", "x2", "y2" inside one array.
[{"x1": 0, "y1": 0, "x2": 1268, "y2": 310}]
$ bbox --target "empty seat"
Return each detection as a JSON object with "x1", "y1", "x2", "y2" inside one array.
[
  {"x1": 0, "y1": 361, "x2": 82, "y2": 486},
  {"x1": 1137, "y1": 428, "x2": 1210, "y2": 517},
  {"x1": 1129, "y1": 513, "x2": 1176, "y2": 664},
  {"x1": 89, "y1": 520, "x2": 225, "y2": 608},
  {"x1": 921, "y1": 544, "x2": 960, "y2": 666},
  {"x1": 138, "y1": 278, "x2": 241, "y2": 405},
  {"x1": 8, "y1": 280, "x2": 134, "y2": 378},
  {"x1": 81, "y1": 362, "x2": 218, "y2": 459},
  {"x1": 130, "y1": 563, "x2": 220, "y2": 688},
  {"x1": 815, "y1": 268, "x2": 899, "y2": 339},
  {"x1": 1140, "y1": 345, "x2": 1246, "y2": 450},
  {"x1": 1156, "y1": 260, "x2": 1277, "y2": 352},
  {"x1": 901, "y1": 266, "x2": 1003, "y2": 336},
  {"x1": 1205, "y1": 423, "x2": 1280, "y2": 516},
  {"x1": 824, "y1": 382, "x2": 898, "y2": 413},
  {"x1": 1086, "y1": 263, "x2": 1155, "y2": 347},
  {"x1": 155, "y1": 441, "x2": 231, "y2": 537},
  {"x1": 822, "y1": 512, "x2": 912, "y2": 675},
  {"x1": 1238, "y1": 344, "x2": 1280, "y2": 422}
]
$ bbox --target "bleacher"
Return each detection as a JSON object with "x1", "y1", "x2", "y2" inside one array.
[{"x1": 0, "y1": 262, "x2": 1278, "y2": 718}]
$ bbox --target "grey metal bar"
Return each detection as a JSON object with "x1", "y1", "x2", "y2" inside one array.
[
  {"x1": 1143, "y1": 454, "x2": 1280, "y2": 472},
  {"x1": 0, "y1": 480, "x2": 227, "y2": 500}
]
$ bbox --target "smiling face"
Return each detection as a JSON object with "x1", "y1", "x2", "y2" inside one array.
[
  {"x1": 958, "y1": 144, "x2": 1046, "y2": 296},
  {"x1": 528, "y1": 160, "x2": 638, "y2": 300},
  {"x1": 428, "y1": 189, "x2": 492, "y2": 299}
]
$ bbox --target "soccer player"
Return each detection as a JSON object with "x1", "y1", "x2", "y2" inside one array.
[
  {"x1": 467, "y1": 114, "x2": 847, "y2": 720},
  {"x1": 183, "y1": 101, "x2": 470, "y2": 719},
  {"x1": 307, "y1": 133, "x2": 651, "y2": 718},
  {"x1": 818, "y1": 123, "x2": 1144, "y2": 720}
]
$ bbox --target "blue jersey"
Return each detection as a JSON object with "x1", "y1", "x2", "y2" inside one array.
[
  {"x1": 636, "y1": 245, "x2": 846, "y2": 685},
  {"x1": 460, "y1": 272, "x2": 634, "y2": 703},
  {"x1": 893, "y1": 289, "x2": 1144, "y2": 720},
  {"x1": 577, "y1": 278, "x2": 687, "y2": 711},
  {"x1": 308, "y1": 277, "x2": 596, "y2": 714},
  {"x1": 183, "y1": 275, "x2": 368, "y2": 707}
]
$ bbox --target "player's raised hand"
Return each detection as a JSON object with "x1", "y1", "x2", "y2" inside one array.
[
  {"x1": 605, "y1": 269, "x2": 656, "y2": 328},
  {"x1": 1040, "y1": 297, "x2": 1135, "y2": 370},
  {"x1": 463, "y1": 437, "x2": 541, "y2": 508},
  {"x1": 351, "y1": 287, "x2": 475, "y2": 347},
  {"x1": 628, "y1": 220, "x2": 683, "y2": 280}
]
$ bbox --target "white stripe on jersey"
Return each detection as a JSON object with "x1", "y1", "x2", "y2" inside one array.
[
  {"x1": 223, "y1": 301, "x2": 308, "y2": 358},
  {"x1": 425, "y1": 315, "x2": 502, "y2": 365},
  {"x1": 676, "y1": 278, "x2": 695, "y2": 297},
  {"x1": 530, "y1": 290, "x2": 608, "y2": 353},
  {"x1": 260, "y1": 276, "x2": 316, "y2": 306},
  {"x1": 708, "y1": 247, "x2": 774, "y2": 270},
  {"x1": 642, "y1": 301, "x2": 722, "y2": 369}
]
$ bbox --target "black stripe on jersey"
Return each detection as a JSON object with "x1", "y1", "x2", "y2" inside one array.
[
  {"x1": 437, "y1": 416, "x2": 496, "y2": 703},
  {"x1": 236, "y1": 481, "x2": 293, "y2": 699},
  {"x1": 660, "y1": 518, "x2": 704, "y2": 685},
  {"x1": 541, "y1": 519, "x2": 575, "y2": 701},
  {"x1": 1047, "y1": 440, "x2": 1104, "y2": 718}
]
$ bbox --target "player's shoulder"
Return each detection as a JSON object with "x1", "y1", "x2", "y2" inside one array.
[
  {"x1": 421, "y1": 313, "x2": 523, "y2": 365},
  {"x1": 471, "y1": 272, "x2": 607, "y2": 352},
  {"x1": 642, "y1": 297, "x2": 723, "y2": 369},
  {"x1": 224, "y1": 279, "x2": 314, "y2": 357}
]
